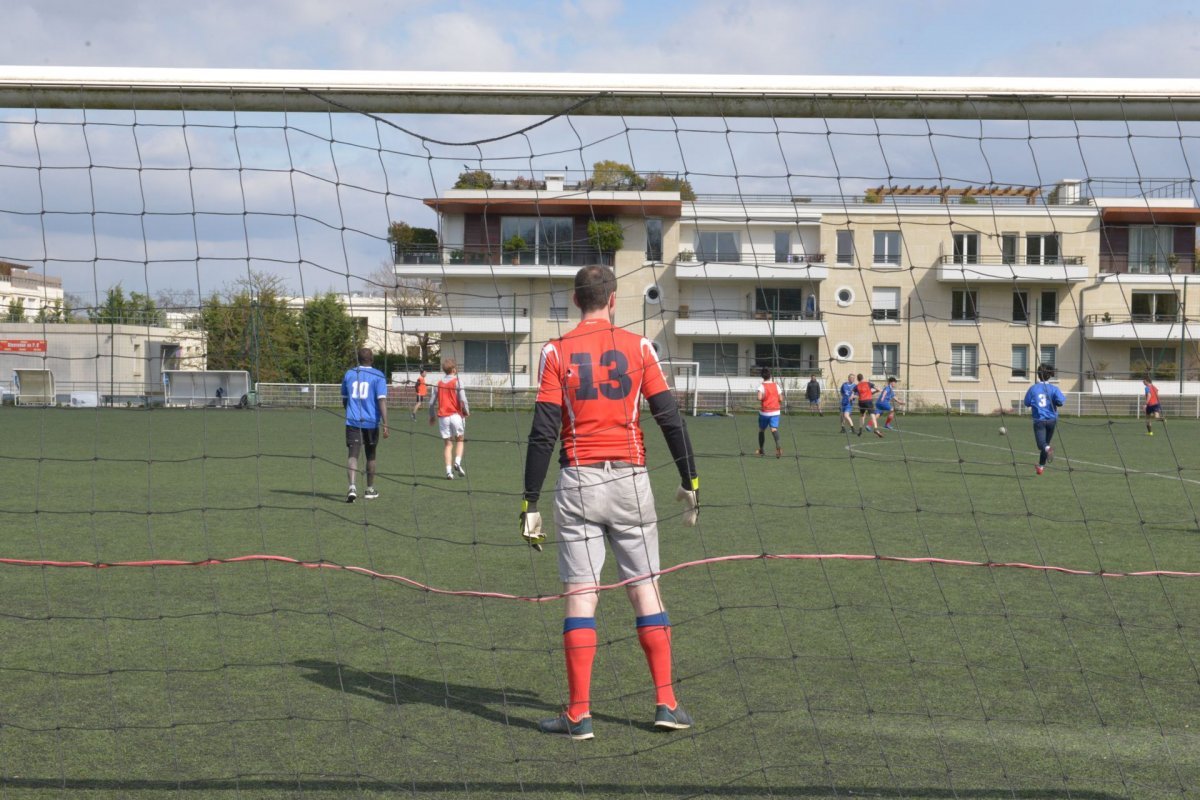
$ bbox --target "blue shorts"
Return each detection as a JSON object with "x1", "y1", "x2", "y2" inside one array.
[
  {"x1": 876, "y1": 403, "x2": 892, "y2": 412},
  {"x1": 840, "y1": 402, "x2": 853, "y2": 413},
  {"x1": 1146, "y1": 403, "x2": 1161, "y2": 414},
  {"x1": 758, "y1": 414, "x2": 780, "y2": 430}
]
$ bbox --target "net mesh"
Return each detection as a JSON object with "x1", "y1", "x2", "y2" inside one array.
[{"x1": 0, "y1": 76, "x2": 1198, "y2": 798}]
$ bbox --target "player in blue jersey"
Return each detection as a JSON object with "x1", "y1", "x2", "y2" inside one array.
[
  {"x1": 878, "y1": 376, "x2": 902, "y2": 429},
  {"x1": 838, "y1": 372, "x2": 857, "y2": 434},
  {"x1": 1022, "y1": 364, "x2": 1065, "y2": 476},
  {"x1": 341, "y1": 347, "x2": 390, "y2": 502}
]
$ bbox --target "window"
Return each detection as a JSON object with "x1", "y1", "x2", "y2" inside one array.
[
  {"x1": 1011, "y1": 344, "x2": 1029, "y2": 379},
  {"x1": 1012, "y1": 290, "x2": 1029, "y2": 323},
  {"x1": 1026, "y1": 233, "x2": 1061, "y2": 265},
  {"x1": 1130, "y1": 346, "x2": 1177, "y2": 379},
  {"x1": 872, "y1": 343, "x2": 899, "y2": 377},
  {"x1": 756, "y1": 287, "x2": 806, "y2": 319},
  {"x1": 1001, "y1": 233, "x2": 1019, "y2": 265},
  {"x1": 755, "y1": 342, "x2": 808, "y2": 373},
  {"x1": 873, "y1": 230, "x2": 901, "y2": 265},
  {"x1": 836, "y1": 230, "x2": 855, "y2": 264},
  {"x1": 500, "y1": 217, "x2": 574, "y2": 265},
  {"x1": 1039, "y1": 290, "x2": 1058, "y2": 324},
  {"x1": 1038, "y1": 345, "x2": 1057, "y2": 375},
  {"x1": 645, "y1": 218, "x2": 663, "y2": 261},
  {"x1": 871, "y1": 287, "x2": 900, "y2": 321},
  {"x1": 548, "y1": 292, "x2": 569, "y2": 320},
  {"x1": 835, "y1": 287, "x2": 855, "y2": 306},
  {"x1": 953, "y1": 233, "x2": 979, "y2": 265},
  {"x1": 696, "y1": 231, "x2": 740, "y2": 262},
  {"x1": 951, "y1": 344, "x2": 978, "y2": 378},
  {"x1": 774, "y1": 231, "x2": 791, "y2": 263},
  {"x1": 692, "y1": 342, "x2": 738, "y2": 376},
  {"x1": 834, "y1": 342, "x2": 854, "y2": 361},
  {"x1": 951, "y1": 290, "x2": 978, "y2": 322},
  {"x1": 1129, "y1": 225, "x2": 1174, "y2": 273},
  {"x1": 1131, "y1": 292, "x2": 1179, "y2": 323},
  {"x1": 463, "y1": 340, "x2": 509, "y2": 373}
]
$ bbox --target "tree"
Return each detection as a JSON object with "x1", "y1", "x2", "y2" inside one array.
[
  {"x1": 199, "y1": 272, "x2": 301, "y2": 383},
  {"x1": 591, "y1": 160, "x2": 645, "y2": 190},
  {"x1": 644, "y1": 173, "x2": 696, "y2": 200},
  {"x1": 33, "y1": 300, "x2": 69, "y2": 323},
  {"x1": 5, "y1": 299, "x2": 25, "y2": 322},
  {"x1": 296, "y1": 293, "x2": 362, "y2": 384},
  {"x1": 388, "y1": 221, "x2": 439, "y2": 263},
  {"x1": 364, "y1": 262, "x2": 441, "y2": 366},
  {"x1": 453, "y1": 169, "x2": 494, "y2": 189},
  {"x1": 87, "y1": 286, "x2": 165, "y2": 326}
]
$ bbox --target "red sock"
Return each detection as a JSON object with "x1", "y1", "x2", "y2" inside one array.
[
  {"x1": 563, "y1": 627, "x2": 596, "y2": 721},
  {"x1": 637, "y1": 624, "x2": 677, "y2": 708},
  {"x1": 886, "y1": 412, "x2": 894, "y2": 426}
]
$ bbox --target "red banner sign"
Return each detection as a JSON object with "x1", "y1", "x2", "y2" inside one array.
[{"x1": 0, "y1": 339, "x2": 47, "y2": 353}]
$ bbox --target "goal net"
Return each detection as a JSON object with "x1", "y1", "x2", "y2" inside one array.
[{"x1": 0, "y1": 68, "x2": 1198, "y2": 798}]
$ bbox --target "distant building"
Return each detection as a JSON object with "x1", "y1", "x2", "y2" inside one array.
[{"x1": 0, "y1": 260, "x2": 65, "y2": 320}]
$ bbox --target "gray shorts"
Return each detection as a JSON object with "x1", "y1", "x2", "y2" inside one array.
[{"x1": 554, "y1": 463, "x2": 659, "y2": 586}]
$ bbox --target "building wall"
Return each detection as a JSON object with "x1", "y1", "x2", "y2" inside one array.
[{"x1": 0, "y1": 323, "x2": 205, "y2": 392}]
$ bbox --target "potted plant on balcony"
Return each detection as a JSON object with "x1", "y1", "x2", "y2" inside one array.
[
  {"x1": 503, "y1": 235, "x2": 527, "y2": 265},
  {"x1": 587, "y1": 220, "x2": 625, "y2": 256},
  {"x1": 678, "y1": 249, "x2": 695, "y2": 263}
]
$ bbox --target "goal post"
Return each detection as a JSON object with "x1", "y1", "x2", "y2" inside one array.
[
  {"x1": 659, "y1": 360, "x2": 699, "y2": 416},
  {"x1": 5, "y1": 66, "x2": 1200, "y2": 800}
]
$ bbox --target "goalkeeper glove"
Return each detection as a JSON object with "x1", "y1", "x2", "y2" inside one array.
[
  {"x1": 520, "y1": 499, "x2": 545, "y2": 551},
  {"x1": 675, "y1": 477, "x2": 700, "y2": 527}
]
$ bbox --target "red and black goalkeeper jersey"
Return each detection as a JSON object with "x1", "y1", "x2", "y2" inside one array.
[{"x1": 535, "y1": 318, "x2": 669, "y2": 466}]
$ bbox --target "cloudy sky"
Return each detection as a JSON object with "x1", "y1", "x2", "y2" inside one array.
[{"x1": 4, "y1": 0, "x2": 1200, "y2": 304}]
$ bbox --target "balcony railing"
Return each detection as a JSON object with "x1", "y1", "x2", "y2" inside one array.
[
  {"x1": 398, "y1": 306, "x2": 528, "y2": 318},
  {"x1": 938, "y1": 254, "x2": 1086, "y2": 266},
  {"x1": 677, "y1": 309, "x2": 823, "y2": 321},
  {"x1": 395, "y1": 245, "x2": 613, "y2": 267},
  {"x1": 676, "y1": 253, "x2": 825, "y2": 265},
  {"x1": 1086, "y1": 312, "x2": 1183, "y2": 325},
  {"x1": 1099, "y1": 254, "x2": 1196, "y2": 275}
]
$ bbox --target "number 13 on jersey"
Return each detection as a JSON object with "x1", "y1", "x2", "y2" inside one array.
[{"x1": 570, "y1": 350, "x2": 632, "y2": 400}]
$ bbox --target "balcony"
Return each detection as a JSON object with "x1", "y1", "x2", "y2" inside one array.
[
  {"x1": 1099, "y1": 253, "x2": 1196, "y2": 276},
  {"x1": 392, "y1": 306, "x2": 531, "y2": 335},
  {"x1": 936, "y1": 255, "x2": 1088, "y2": 283},
  {"x1": 674, "y1": 309, "x2": 825, "y2": 338},
  {"x1": 674, "y1": 253, "x2": 827, "y2": 281},
  {"x1": 1084, "y1": 312, "x2": 1199, "y2": 341},
  {"x1": 393, "y1": 245, "x2": 611, "y2": 278}
]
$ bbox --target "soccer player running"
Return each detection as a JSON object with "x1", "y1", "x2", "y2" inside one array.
[
  {"x1": 756, "y1": 367, "x2": 783, "y2": 458},
  {"x1": 1023, "y1": 364, "x2": 1065, "y2": 475},
  {"x1": 1143, "y1": 376, "x2": 1163, "y2": 435},
  {"x1": 805, "y1": 373, "x2": 823, "y2": 416},
  {"x1": 428, "y1": 359, "x2": 470, "y2": 479},
  {"x1": 410, "y1": 367, "x2": 427, "y2": 421},
  {"x1": 878, "y1": 376, "x2": 902, "y2": 430},
  {"x1": 854, "y1": 373, "x2": 884, "y2": 437},
  {"x1": 341, "y1": 347, "x2": 389, "y2": 502},
  {"x1": 520, "y1": 264, "x2": 700, "y2": 740},
  {"x1": 838, "y1": 372, "x2": 857, "y2": 434}
]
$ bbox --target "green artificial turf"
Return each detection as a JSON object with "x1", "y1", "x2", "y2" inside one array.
[{"x1": 0, "y1": 406, "x2": 1196, "y2": 798}]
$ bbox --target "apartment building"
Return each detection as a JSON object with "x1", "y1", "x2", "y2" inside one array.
[
  {"x1": 0, "y1": 260, "x2": 64, "y2": 319},
  {"x1": 403, "y1": 175, "x2": 1200, "y2": 402}
]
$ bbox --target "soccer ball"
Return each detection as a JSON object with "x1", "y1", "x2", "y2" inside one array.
[{"x1": 998, "y1": 426, "x2": 1007, "y2": 436}]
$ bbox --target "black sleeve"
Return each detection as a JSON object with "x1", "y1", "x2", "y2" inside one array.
[
  {"x1": 523, "y1": 401, "x2": 561, "y2": 507},
  {"x1": 647, "y1": 389, "x2": 698, "y2": 487}
]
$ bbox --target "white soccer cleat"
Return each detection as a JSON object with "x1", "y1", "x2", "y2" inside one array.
[
  {"x1": 453, "y1": 462, "x2": 466, "y2": 477},
  {"x1": 364, "y1": 487, "x2": 379, "y2": 500},
  {"x1": 346, "y1": 486, "x2": 357, "y2": 503}
]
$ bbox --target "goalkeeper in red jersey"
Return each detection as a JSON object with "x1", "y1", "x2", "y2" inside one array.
[{"x1": 521, "y1": 264, "x2": 700, "y2": 740}]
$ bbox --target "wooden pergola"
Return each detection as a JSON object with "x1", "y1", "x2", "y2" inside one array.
[{"x1": 864, "y1": 185, "x2": 1041, "y2": 204}]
